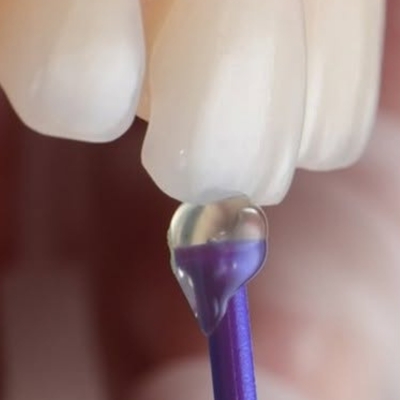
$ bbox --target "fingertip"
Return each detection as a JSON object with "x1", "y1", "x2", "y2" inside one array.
[{"x1": 131, "y1": 358, "x2": 308, "y2": 400}]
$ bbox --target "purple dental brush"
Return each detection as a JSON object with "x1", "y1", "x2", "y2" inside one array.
[{"x1": 168, "y1": 197, "x2": 268, "y2": 400}]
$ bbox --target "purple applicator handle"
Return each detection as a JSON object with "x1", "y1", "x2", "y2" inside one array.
[
  {"x1": 170, "y1": 199, "x2": 268, "y2": 400},
  {"x1": 173, "y1": 239, "x2": 266, "y2": 400},
  {"x1": 208, "y1": 286, "x2": 257, "y2": 400}
]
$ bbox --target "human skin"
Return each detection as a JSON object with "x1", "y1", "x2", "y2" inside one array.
[{"x1": 0, "y1": 1, "x2": 399, "y2": 400}]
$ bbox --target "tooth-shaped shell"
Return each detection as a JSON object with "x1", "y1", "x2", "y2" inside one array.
[
  {"x1": 298, "y1": 0, "x2": 385, "y2": 169},
  {"x1": 142, "y1": 0, "x2": 306, "y2": 205},
  {"x1": 0, "y1": 0, "x2": 145, "y2": 142}
]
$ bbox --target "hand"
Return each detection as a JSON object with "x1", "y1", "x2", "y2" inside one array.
[{"x1": 0, "y1": 1, "x2": 399, "y2": 400}]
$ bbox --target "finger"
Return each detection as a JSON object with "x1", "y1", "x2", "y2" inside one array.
[{"x1": 132, "y1": 358, "x2": 308, "y2": 400}]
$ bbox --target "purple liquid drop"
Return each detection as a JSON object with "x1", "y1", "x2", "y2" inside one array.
[{"x1": 173, "y1": 239, "x2": 267, "y2": 336}]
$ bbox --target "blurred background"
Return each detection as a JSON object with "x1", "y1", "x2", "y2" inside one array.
[{"x1": 0, "y1": 90, "x2": 195, "y2": 400}]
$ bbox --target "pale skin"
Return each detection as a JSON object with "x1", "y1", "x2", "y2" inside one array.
[{"x1": 0, "y1": 1, "x2": 399, "y2": 400}]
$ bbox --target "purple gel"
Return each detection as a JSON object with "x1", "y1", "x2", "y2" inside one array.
[{"x1": 173, "y1": 239, "x2": 267, "y2": 336}]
